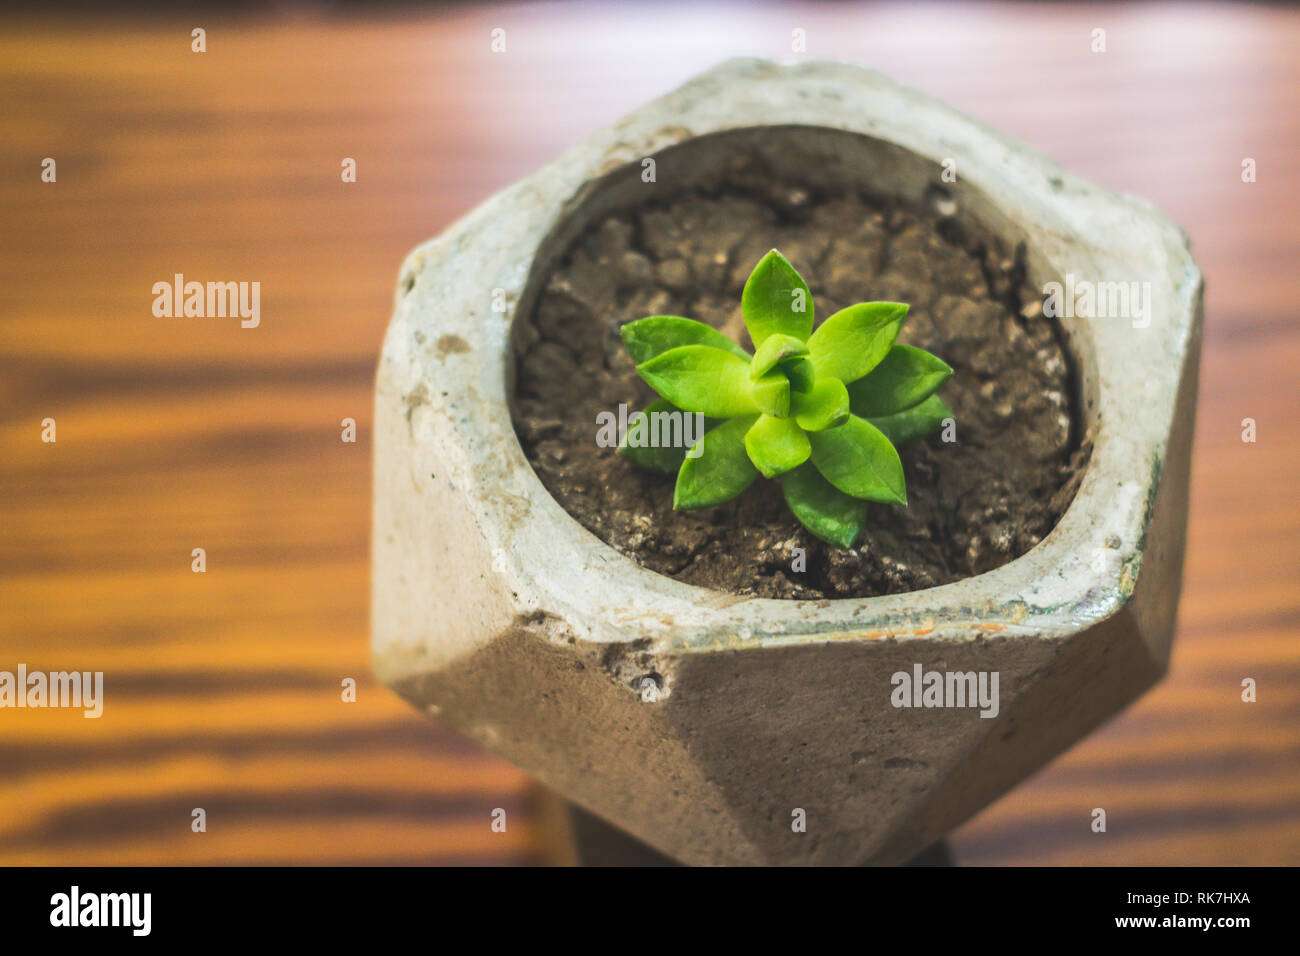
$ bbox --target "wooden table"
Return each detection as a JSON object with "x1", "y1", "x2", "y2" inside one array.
[{"x1": 1, "y1": 2, "x2": 1296, "y2": 865}]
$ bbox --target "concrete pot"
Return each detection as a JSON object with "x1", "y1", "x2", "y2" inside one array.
[{"x1": 372, "y1": 59, "x2": 1203, "y2": 865}]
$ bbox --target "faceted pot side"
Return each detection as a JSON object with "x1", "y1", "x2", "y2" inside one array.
[{"x1": 371, "y1": 59, "x2": 1203, "y2": 865}]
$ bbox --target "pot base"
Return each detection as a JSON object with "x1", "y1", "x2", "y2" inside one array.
[{"x1": 543, "y1": 791, "x2": 953, "y2": 867}]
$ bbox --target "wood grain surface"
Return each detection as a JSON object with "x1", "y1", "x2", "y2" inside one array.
[{"x1": 1, "y1": 2, "x2": 1296, "y2": 866}]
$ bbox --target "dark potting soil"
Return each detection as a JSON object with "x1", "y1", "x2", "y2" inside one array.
[{"x1": 511, "y1": 167, "x2": 1091, "y2": 599}]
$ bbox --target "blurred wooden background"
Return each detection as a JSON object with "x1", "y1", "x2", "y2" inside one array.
[{"x1": 1, "y1": 1, "x2": 1296, "y2": 865}]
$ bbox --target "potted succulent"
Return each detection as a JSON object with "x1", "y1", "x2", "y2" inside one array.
[
  {"x1": 613, "y1": 250, "x2": 954, "y2": 548},
  {"x1": 372, "y1": 59, "x2": 1202, "y2": 865}
]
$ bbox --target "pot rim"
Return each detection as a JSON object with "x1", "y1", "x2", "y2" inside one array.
[{"x1": 380, "y1": 58, "x2": 1202, "y2": 654}]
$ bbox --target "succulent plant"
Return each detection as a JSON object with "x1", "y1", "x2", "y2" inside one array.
[{"x1": 618, "y1": 249, "x2": 952, "y2": 548}]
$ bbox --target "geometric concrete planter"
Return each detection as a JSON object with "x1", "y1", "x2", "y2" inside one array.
[{"x1": 372, "y1": 59, "x2": 1203, "y2": 865}]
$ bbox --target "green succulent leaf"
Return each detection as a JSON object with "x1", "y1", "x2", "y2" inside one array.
[
  {"x1": 807, "y1": 302, "x2": 907, "y2": 384},
  {"x1": 792, "y1": 377, "x2": 851, "y2": 432},
  {"x1": 751, "y1": 370, "x2": 791, "y2": 418},
  {"x1": 615, "y1": 249, "x2": 950, "y2": 549},
  {"x1": 741, "y1": 249, "x2": 814, "y2": 348},
  {"x1": 636, "y1": 345, "x2": 758, "y2": 417},
  {"x1": 621, "y1": 315, "x2": 750, "y2": 365},
  {"x1": 808, "y1": 415, "x2": 907, "y2": 505},
  {"x1": 780, "y1": 355, "x2": 815, "y2": 393},
  {"x1": 868, "y1": 394, "x2": 953, "y2": 447},
  {"x1": 617, "y1": 398, "x2": 698, "y2": 473},
  {"x1": 780, "y1": 463, "x2": 868, "y2": 548},
  {"x1": 750, "y1": 333, "x2": 809, "y2": 380},
  {"x1": 847, "y1": 344, "x2": 953, "y2": 417},
  {"x1": 743, "y1": 414, "x2": 811, "y2": 478},
  {"x1": 674, "y1": 415, "x2": 760, "y2": 509}
]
